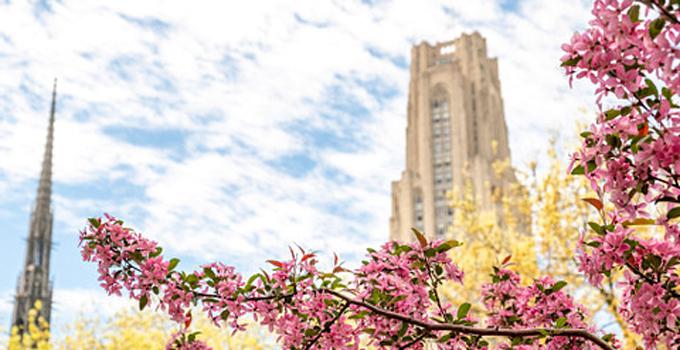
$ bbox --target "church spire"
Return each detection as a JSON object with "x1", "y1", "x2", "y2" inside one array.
[
  {"x1": 36, "y1": 78, "x2": 56, "y2": 215},
  {"x1": 11, "y1": 79, "x2": 56, "y2": 334}
]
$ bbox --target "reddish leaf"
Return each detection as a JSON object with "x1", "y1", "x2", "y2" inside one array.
[
  {"x1": 333, "y1": 266, "x2": 348, "y2": 273},
  {"x1": 411, "y1": 228, "x2": 428, "y2": 248},
  {"x1": 622, "y1": 218, "x2": 656, "y2": 227},
  {"x1": 301, "y1": 253, "x2": 316, "y2": 262},
  {"x1": 266, "y1": 260, "x2": 285, "y2": 268},
  {"x1": 502, "y1": 255, "x2": 512, "y2": 265},
  {"x1": 639, "y1": 122, "x2": 649, "y2": 136},
  {"x1": 184, "y1": 311, "x2": 192, "y2": 328},
  {"x1": 334, "y1": 253, "x2": 339, "y2": 266},
  {"x1": 582, "y1": 197, "x2": 603, "y2": 210}
]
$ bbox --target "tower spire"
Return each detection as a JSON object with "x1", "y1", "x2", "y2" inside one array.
[
  {"x1": 36, "y1": 78, "x2": 56, "y2": 213},
  {"x1": 11, "y1": 79, "x2": 56, "y2": 334}
]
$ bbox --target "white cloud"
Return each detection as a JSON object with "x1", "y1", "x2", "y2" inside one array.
[{"x1": 0, "y1": 0, "x2": 599, "y2": 332}]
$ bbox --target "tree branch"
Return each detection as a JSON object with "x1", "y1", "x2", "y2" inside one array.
[
  {"x1": 625, "y1": 262, "x2": 680, "y2": 299},
  {"x1": 421, "y1": 249, "x2": 447, "y2": 319},
  {"x1": 324, "y1": 289, "x2": 616, "y2": 350},
  {"x1": 398, "y1": 330, "x2": 429, "y2": 350},
  {"x1": 645, "y1": 0, "x2": 680, "y2": 25}
]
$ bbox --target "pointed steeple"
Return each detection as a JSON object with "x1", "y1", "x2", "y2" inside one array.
[
  {"x1": 11, "y1": 79, "x2": 56, "y2": 334},
  {"x1": 35, "y1": 78, "x2": 56, "y2": 218}
]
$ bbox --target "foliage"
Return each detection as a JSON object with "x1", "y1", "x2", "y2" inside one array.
[
  {"x1": 443, "y1": 142, "x2": 643, "y2": 347},
  {"x1": 79, "y1": 215, "x2": 616, "y2": 349},
  {"x1": 441, "y1": 159, "x2": 537, "y2": 312},
  {"x1": 77, "y1": 0, "x2": 680, "y2": 349},
  {"x1": 8, "y1": 300, "x2": 51, "y2": 350},
  {"x1": 561, "y1": 0, "x2": 680, "y2": 348},
  {"x1": 5, "y1": 301, "x2": 269, "y2": 349},
  {"x1": 57, "y1": 308, "x2": 270, "y2": 350}
]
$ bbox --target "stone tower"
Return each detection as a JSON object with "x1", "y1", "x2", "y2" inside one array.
[
  {"x1": 11, "y1": 80, "x2": 57, "y2": 333},
  {"x1": 389, "y1": 33, "x2": 515, "y2": 241}
]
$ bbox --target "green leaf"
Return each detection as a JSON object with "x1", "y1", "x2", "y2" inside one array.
[
  {"x1": 245, "y1": 273, "x2": 260, "y2": 290},
  {"x1": 551, "y1": 281, "x2": 568, "y2": 293},
  {"x1": 588, "y1": 222, "x2": 605, "y2": 235},
  {"x1": 645, "y1": 79, "x2": 659, "y2": 97},
  {"x1": 606, "y1": 134, "x2": 621, "y2": 148},
  {"x1": 436, "y1": 240, "x2": 462, "y2": 253},
  {"x1": 668, "y1": 207, "x2": 680, "y2": 219},
  {"x1": 203, "y1": 267, "x2": 216, "y2": 280},
  {"x1": 150, "y1": 247, "x2": 163, "y2": 258},
  {"x1": 397, "y1": 322, "x2": 409, "y2": 337},
  {"x1": 571, "y1": 165, "x2": 585, "y2": 175},
  {"x1": 555, "y1": 317, "x2": 567, "y2": 328},
  {"x1": 185, "y1": 274, "x2": 198, "y2": 285},
  {"x1": 457, "y1": 302, "x2": 471, "y2": 319},
  {"x1": 662, "y1": 87, "x2": 673, "y2": 101},
  {"x1": 362, "y1": 328, "x2": 375, "y2": 335},
  {"x1": 188, "y1": 331, "x2": 201, "y2": 342},
  {"x1": 627, "y1": 5, "x2": 640, "y2": 22},
  {"x1": 348, "y1": 310, "x2": 369, "y2": 320},
  {"x1": 580, "y1": 131, "x2": 593, "y2": 138},
  {"x1": 220, "y1": 309, "x2": 230, "y2": 320},
  {"x1": 168, "y1": 258, "x2": 180, "y2": 272},
  {"x1": 650, "y1": 18, "x2": 666, "y2": 39},
  {"x1": 586, "y1": 240, "x2": 601, "y2": 248},
  {"x1": 139, "y1": 294, "x2": 148, "y2": 310},
  {"x1": 604, "y1": 109, "x2": 620, "y2": 121},
  {"x1": 88, "y1": 217, "x2": 100, "y2": 229},
  {"x1": 570, "y1": 160, "x2": 596, "y2": 175},
  {"x1": 438, "y1": 333, "x2": 452, "y2": 343},
  {"x1": 560, "y1": 56, "x2": 581, "y2": 67}
]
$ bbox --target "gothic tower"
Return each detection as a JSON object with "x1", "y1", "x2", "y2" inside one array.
[
  {"x1": 389, "y1": 33, "x2": 516, "y2": 241},
  {"x1": 11, "y1": 79, "x2": 57, "y2": 333}
]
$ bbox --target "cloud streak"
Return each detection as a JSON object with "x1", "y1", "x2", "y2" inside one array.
[{"x1": 0, "y1": 0, "x2": 597, "y2": 335}]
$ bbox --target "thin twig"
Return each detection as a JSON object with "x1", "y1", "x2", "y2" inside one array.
[
  {"x1": 646, "y1": 0, "x2": 680, "y2": 25},
  {"x1": 398, "y1": 330, "x2": 429, "y2": 350},
  {"x1": 625, "y1": 262, "x2": 680, "y2": 299}
]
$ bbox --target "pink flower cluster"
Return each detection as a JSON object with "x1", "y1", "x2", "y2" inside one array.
[
  {"x1": 351, "y1": 240, "x2": 467, "y2": 349},
  {"x1": 79, "y1": 215, "x2": 196, "y2": 324},
  {"x1": 562, "y1": 0, "x2": 680, "y2": 347},
  {"x1": 81, "y1": 217, "x2": 616, "y2": 349},
  {"x1": 481, "y1": 269, "x2": 596, "y2": 349},
  {"x1": 247, "y1": 250, "x2": 362, "y2": 349},
  {"x1": 166, "y1": 331, "x2": 211, "y2": 350}
]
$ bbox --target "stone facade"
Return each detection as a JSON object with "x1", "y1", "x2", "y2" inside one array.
[
  {"x1": 11, "y1": 80, "x2": 56, "y2": 334},
  {"x1": 390, "y1": 33, "x2": 515, "y2": 242}
]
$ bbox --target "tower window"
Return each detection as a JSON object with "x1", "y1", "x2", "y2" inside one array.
[{"x1": 430, "y1": 88, "x2": 452, "y2": 237}]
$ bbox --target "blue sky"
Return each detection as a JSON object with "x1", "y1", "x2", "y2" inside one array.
[{"x1": 0, "y1": 0, "x2": 598, "y2": 340}]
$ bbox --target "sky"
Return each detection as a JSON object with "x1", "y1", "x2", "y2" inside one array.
[{"x1": 0, "y1": 0, "x2": 599, "y2": 340}]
